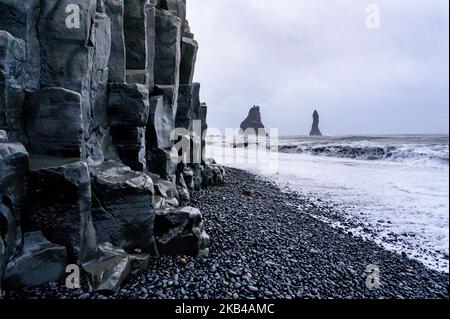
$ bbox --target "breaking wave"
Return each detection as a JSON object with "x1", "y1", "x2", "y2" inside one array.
[{"x1": 277, "y1": 136, "x2": 449, "y2": 165}]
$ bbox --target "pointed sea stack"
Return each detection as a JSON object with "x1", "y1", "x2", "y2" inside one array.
[{"x1": 310, "y1": 110, "x2": 322, "y2": 136}]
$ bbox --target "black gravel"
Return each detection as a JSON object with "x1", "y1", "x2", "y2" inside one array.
[{"x1": 7, "y1": 167, "x2": 449, "y2": 299}]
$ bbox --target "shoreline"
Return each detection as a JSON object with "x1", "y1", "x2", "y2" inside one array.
[{"x1": 7, "y1": 167, "x2": 449, "y2": 299}]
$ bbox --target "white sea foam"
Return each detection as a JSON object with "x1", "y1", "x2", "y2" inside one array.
[{"x1": 207, "y1": 134, "x2": 449, "y2": 273}]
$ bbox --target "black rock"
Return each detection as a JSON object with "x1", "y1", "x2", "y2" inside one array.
[
  {"x1": 88, "y1": 12, "x2": 112, "y2": 164},
  {"x1": 83, "y1": 242, "x2": 149, "y2": 294},
  {"x1": 108, "y1": 83, "x2": 150, "y2": 127},
  {"x1": 23, "y1": 156, "x2": 97, "y2": 263},
  {"x1": 154, "y1": 8, "x2": 181, "y2": 86},
  {"x1": 90, "y1": 161, "x2": 157, "y2": 255},
  {"x1": 0, "y1": 30, "x2": 26, "y2": 144},
  {"x1": 4, "y1": 231, "x2": 67, "y2": 290},
  {"x1": 180, "y1": 37, "x2": 198, "y2": 85},
  {"x1": 104, "y1": 0, "x2": 126, "y2": 83},
  {"x1": 25, "y1": 88, "x2": 84, "y2": 158},
  {"x1": 0, "y1": 0, "x2": 40, "y2": 91},
  {"x1": 309, "y1": 110, "x2": 322, "y2": 136},
  {"x1": 240, "y1": 106, "x2": 267, "y2": 136},
  {"x1": 0, "y1": 140, "x2": 28, "y2": 296},
  {"x1": 154, "y1": 206, "x2": 209, "y2": 257}
]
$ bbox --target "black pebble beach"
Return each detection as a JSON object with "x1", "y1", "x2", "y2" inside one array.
[{"x1": 7, "y1": 168, "x2": 449, "y2": 300}]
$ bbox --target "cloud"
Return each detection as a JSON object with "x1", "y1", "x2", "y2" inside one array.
[{"x1": 187, "y1": 0, "x2": 449, "y2": 135}]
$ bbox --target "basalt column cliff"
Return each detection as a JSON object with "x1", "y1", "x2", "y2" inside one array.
[{"x1": 0, "y1": 0, "x2": 224, "y2": 295}]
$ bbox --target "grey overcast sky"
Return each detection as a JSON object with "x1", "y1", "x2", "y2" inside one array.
[{"x1": 186, "y1": 0, "x2": 449, "y2": 135}]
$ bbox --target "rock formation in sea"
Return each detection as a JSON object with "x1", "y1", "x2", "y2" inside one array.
[
  {"x1": 0, "y1": 0, "x2": 224, "y2": 296},
  {"x1": 309, "y1": 110, "x2": 322, "y2": 136},
  {"x1": 240, "y1": 105, "x2": 267, "y2": 136}
]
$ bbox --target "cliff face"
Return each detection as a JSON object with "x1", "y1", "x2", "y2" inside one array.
[
  {"x1": 310, "y1": 110, "x2": 322, "y2": 136},
  {"x1": 240, "y1": 106, "x2": 267, "y2": 136},
  {"x1": 0, "y1": 0, "x2": 223, "y2": 295}
]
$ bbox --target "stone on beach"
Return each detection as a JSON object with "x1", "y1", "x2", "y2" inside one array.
[
  {"x1": 23, "y1": 157, "x2": 97, "y2": 263},
  {"x1": 155, "y1": 206, "x2": 210, "y2": 257},
  {"x1": 4, "y1": 231, "x2": 67, "y2": 290},
  {"x1": 0, "y1": 139, "x2": 28, "y2": 296},
  {"x1": 90, "y1": 162, "x2": 157, "y2": 255}
]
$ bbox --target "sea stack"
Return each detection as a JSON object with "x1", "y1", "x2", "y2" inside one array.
[
  {"x1": 310, "y1": 110, "x2": 323, "y2": 136},
  {"x1": 240, "y1": 106, "x2": 267, "y2": 136}
]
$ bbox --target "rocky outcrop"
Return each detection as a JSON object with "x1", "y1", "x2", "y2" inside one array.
[
  {"x1": 240, "y1": 105, "x2": 267, "y2": 136},
  {"x1": 90, "y1": 162, "x2": 157, "y2": 255},
  {"x1": 3, "y1": 231, "x2": 67, "y2": 290},
  {"x1": 25, "y1": 88, "x2": 84, "y2": 158},
  {"x1": 0, "y1": 0, "x2": 224, "y2": 295},
  {"x1": 310, "y1": 110, "x2": 322, "y2": 136},
  {"x1": 155, "y1": 206, "x2": 209, "y2": 257},
  {"x1": 0, "y1": 31, "x2": 26, "y2": 144},
  {"x1": 23, "y1": 157, "x2": 97, "y2": 263},
  {"x1": 0, "y1": 136, "x2": 28, "y2": 296}
]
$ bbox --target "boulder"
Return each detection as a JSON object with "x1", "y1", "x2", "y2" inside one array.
[
  {"x1": 181, "y1": 166, "x2": 195, "y2": 191},
  {"x1": 83, "y1": 242, "x2": 149, "y2": 294},
  {"x1": 149, "y1": 172, "x2": 179, "y2": 210},
  {"x1": 4, "y1": 231, "x2": 67, "y2": 290},
  {"x1": 180, "y1": 37, "x2": 198, "y2": 85},
  {"x1": 154, "y1": 8, "x2": 181, "y2": 86},
  {"x1": 82, "y1": 242, "x2": 149, "y2": 294},
  {"x1": 0, "y1": 0, "x2": 40, "y2": 91},
  {"x1": 104, "y1": 0, "x2": 126, "y2": 83},
  {"x1": 0, "y1": 140, "x2": 28, "y2": 296},
  {"x1": 0, "y1": 31, "x2": 26, "y2": 143},
  {"x1": 23, "y1": 156, "x2": 97, "y2": 263},
  {"x1": 309, "y1": 110, "x2": 323, "y2": 136},
  {"x1": 202, "y1": 158, "x2": 225, "y2": 187},
  {"x1": 25, "y1": 88, "x2": 84, "y2": 158},
  {"x1": 155, "y1": 206, "x2": 209, "y2": 257},
  {"x1": 90, "y1": 161, "x2": 157, "y2": 255}
]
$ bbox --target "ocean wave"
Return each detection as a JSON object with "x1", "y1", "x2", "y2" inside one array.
[{"x1": 277, "y1": 144, "x2": 449, "y2": 164}]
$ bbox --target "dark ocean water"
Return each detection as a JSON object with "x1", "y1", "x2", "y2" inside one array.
[{"x1": 278, "y1": 134, "x2": 449, "y2": 165}]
